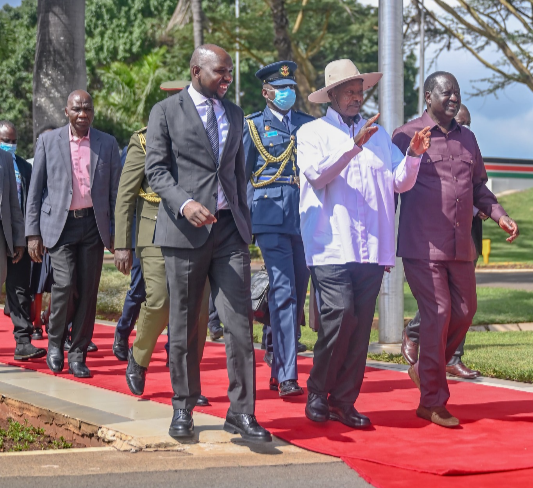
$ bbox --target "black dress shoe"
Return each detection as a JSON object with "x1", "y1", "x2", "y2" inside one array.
[
  {"x1": 14, "y1": 343, "x2": 46, "y2": 361},
  {"x1": 263, "y1": 352, "x2": 273, "y2": 367},
  {"x1": 196, "y1": 395, "x2": 210, "y2": 407},
  {"x1": 297, "y1": 342, "x2": 307, "y2": 353},
  {"x1": 46, "y1": 345, "x2": 64, "y2": 373},
  {"x1": 269, "y1": 377, "x2": 279, "y2": 391},
  {"x1": 279, "y1": 379, "x2": 304, "y2": 397},
  {"x1": 112, "y1": 330, "x2": 129, "y2": 361},
  {"x1": 305, "y1": 392, "x2": 329, "y2": 423},
  {"x1": 209, "y1": 328, "x2": 224, "y2": 341},
  {"x1": 31, "y1": 328, "x2": 44, "y2": 341},
  {"x1": 87, "y1": 341, "x2": 98, "y2": 353},
  {"x1": 328, "y1": 404, "x2": 371, "y2": 429},
  {"x1": 224, "y1": 409, "x2": 272, "y2": 443},
  {"x1": 68, "y1": 361, "x2": 92, "y2": 378},
  {"x1": 168, "y1": 409, "x2": 194, "y2": 439},
  {"x1": 126, "y1": 348, "x2": 147, "y2": 396}
]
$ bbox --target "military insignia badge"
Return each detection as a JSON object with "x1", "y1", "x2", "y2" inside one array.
[{"x1": 280, "y1": 65, "x2": 290, "y2": 77}]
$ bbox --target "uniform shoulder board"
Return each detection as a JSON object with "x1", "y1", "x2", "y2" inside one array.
[
  {"x1": 245, "y1": 111, "x2": 263, "y2": 120},
  {"x1": 134, "y1": 126, "x2": 147, "y2": 134}
]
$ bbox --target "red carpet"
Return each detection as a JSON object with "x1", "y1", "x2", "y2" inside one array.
[{"x1": 1, "y1": 318, "x2": 533, "y2": 487}]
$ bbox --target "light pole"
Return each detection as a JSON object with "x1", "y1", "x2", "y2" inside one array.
[
  {"x1": 377, "y1": 0, "x2": 404, "y2": 347},
  {"x1": 235, "y1": 0, "x2": 241, "y2": 106},
  {"x1": 418, "y1": 0, "x2": 425, "y2": 115}
]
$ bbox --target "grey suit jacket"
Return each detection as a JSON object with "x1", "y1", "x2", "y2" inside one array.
[
  {"x1": 25, "y1": 125, "x2": 121, "y2": 249},
  {"x1": 145, "y1": 88, "x2": 252, "y2": 249},
  {"x1": 0, "y1": 150, "x2": 26, "y2": 254}
]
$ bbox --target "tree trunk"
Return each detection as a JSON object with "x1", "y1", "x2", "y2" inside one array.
[
  {"x1": 270, "y1": 0, "x2": 292, "y2": 59},
  {"x1": 33, "y1": 0, "x2": 87, "y2": 142},
  {"x1": 191, "y1": 0, "x2": 204, "y2": 48}
]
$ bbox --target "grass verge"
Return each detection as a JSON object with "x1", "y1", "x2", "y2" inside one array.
[{"x1": 0, "y1": 418, "x2": 73, "y2": 452}]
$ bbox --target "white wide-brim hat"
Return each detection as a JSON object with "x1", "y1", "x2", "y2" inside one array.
[{"x1": 308, "y1": 59, "x2": 382, "y2": 104}]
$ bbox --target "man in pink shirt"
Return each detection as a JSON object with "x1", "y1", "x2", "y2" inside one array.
[{"x1": 26, "y1": 90, "x2": 121, "y2": 378}]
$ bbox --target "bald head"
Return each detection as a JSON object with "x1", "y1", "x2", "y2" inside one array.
[
  {"x1": 190, "y1": 44, "x2": 233, "y2": 100},
  {"x1": 455, "y1": 104, "x2": 471, "y2": 127},
  {"x1": 65, "y1": 89, "x2": 94, "y2": 137}
]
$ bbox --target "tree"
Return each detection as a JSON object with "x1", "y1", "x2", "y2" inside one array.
[
  {"x1": 191, "y1": 0, "x2": 204, "y2": 47},
  {"x1": 414, "y1": 0, "x2": 533, "y2": 96},
  {"x1": 33, "y1": 0, "x2": 87, "y2": 141}
]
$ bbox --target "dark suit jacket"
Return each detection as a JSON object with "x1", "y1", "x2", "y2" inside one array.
[
  {"x1": 145, "y1": 87, "x2": 252, "y2": 249},
  {"x1": 14, "y1": 155, "x2": 32, "y2": 218},
  {"x1": 0, "y1": 150, "x2": 26, "y2": 254},
  {"x1": 25, "y1": 125, "x2": 122, "y2": 249}
]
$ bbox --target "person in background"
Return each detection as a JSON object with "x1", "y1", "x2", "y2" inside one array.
[
  {"x1": 244, "y1": 61, "x2": 314, "y2": 397},
  {"x1": 393, "y1": 72, "x2": 518, "y2": 428},
  {"x1": 0, "y1": 121, "x2": 46, "y2": 361},
  {"x1": 401, "y1": 104, "x2": 484, "y2": 380},
  {"x1": 298, "y1": 59, "x2": 430, "y2": 429},
  {"x1": 26, "y1": 89, "x2": 121, "y2": 378}
]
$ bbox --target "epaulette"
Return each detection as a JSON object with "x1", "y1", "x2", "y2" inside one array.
[
  {"x1": 245, "y1": 111, "x2": 263, "y2": 120},
  {"x1": 134, "y1": 126, "x2": 147, "y2": 134}
]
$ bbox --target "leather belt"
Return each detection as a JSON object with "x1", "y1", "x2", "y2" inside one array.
[
  {"x1": 256, "y1": 175, "x2": 298, "y2": 185},
  {"x1": 68, "y1": 207, "x2": 94, "y2": 219}
]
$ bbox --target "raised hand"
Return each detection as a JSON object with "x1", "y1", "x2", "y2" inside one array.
[
  {"x1": 354, "y1": 113, "x2": 380, "y2": 148},
  {"x1": 408, "y1": 126, "x2": 431, "y2": 157},
  {"x1": 498, "y1": 215, "x2": 519, "y2": 243}
]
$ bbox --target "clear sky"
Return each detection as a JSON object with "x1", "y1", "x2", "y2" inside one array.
[{"x1": 2, "y1": 0, "x2": 532, "y2": 159}]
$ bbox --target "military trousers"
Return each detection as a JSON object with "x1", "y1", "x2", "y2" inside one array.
[
  {"x1": 255, "y1": 233, "x2": 309, "y2": 383},
  {"x1": 133, "y1": 246, "x2": 209, "y2": 368}
]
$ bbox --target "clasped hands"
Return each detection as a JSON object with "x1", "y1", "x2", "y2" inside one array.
[{"x1": 354, "y1": 113, "x2": 431, "y2": 157}]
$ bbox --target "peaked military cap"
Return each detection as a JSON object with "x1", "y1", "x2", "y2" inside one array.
[{"x1": 255, "y1": 61, "x2": 297, "y2": 86}]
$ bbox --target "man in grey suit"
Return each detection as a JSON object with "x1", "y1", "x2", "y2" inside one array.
[
  {"x1": 0, "y1": 149, "x2": 26, "y2": 292},
  {"x1": 145, "y1": 44, "x2": 271, "y2": 443},
  {"x1": 26, "y1": 90, "x2": 121, "y2": 378}
]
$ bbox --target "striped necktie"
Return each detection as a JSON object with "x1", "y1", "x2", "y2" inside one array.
[{"x1": 205, "y1": 99, "x2": 219, "y2": 166}]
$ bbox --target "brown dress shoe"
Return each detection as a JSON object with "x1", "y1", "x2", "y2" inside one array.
[
  {"x1": 401, "y1": 329, "x2": 419, "y2": 366},
  {"x1": 416, "y1": 405, "x2": 460, "y2": 428},
  {"x1": 446, "y1": 361, "x2": 481, "y2": 379},
  {"x1": 408, "y1": 365, "x2": 421, "y2": 391}
]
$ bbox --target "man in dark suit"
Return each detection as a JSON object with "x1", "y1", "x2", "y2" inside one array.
[
  {"x1": 0, "y1": 121, "x2": 46, "y2": 361},
  {"x1": 26, "y1": 90, "x2": 121, "y2": 378},
  {"x1": 145, "y1": 44, "x2": 271, "y2": 443}
]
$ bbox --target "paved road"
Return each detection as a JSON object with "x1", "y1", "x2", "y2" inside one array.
[
  {"x1": 0, "y1": 458, "x2": 371, "y2": 488},
  {"x1": 475, "y1": 271, "x2": 533, "y2": 291}
]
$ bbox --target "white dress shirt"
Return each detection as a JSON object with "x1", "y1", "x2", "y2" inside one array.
[
  {"x1": 180, "y1": 85, "x2": 229, "y2": 214},
  {"x1": 297, "y1": 107, "x2": 421, "y2": 267},
  {"x1": 270, "y1": 108, "x2": 292, "y2": 124}
]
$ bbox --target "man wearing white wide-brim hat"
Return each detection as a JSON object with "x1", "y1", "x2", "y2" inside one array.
[{"x1": 297, "y1": 59, "x2": 431, "y2": 429}]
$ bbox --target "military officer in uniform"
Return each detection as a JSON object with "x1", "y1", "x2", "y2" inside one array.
[
  {"x1": 244, "y1": 61, "x2": 313, "y2": 397},
  {"x1": 114, "y1": 80, "x2": 210, "y2": 404}
]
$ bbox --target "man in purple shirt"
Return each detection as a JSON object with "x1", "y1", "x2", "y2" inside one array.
[{"x1": 392, "y1": 72, "x2": 519, "y2": 428}]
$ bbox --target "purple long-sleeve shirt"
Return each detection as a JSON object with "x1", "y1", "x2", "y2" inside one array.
[{"x1": 392, "y1": 111, "x2": 506, "y2": 262}]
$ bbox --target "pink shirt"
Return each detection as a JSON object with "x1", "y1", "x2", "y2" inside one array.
[{"x1": 69, "y1": 126, "x2": 93, "y2": 210}]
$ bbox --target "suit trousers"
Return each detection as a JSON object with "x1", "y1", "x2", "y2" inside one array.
[
  {"x1": 162, "y1": 211, "x2": 256, "y2": 413},
  {"x1": 7, "y1": 251, "x2": 34, "y2": 344},
  {"x1": 47, "y1": 212, "x2": 104, "y2": 363},
  {"x1": 133, "y1": 247, "x2": 209, "y2": 368},
  {"x1": 308, "y1": 262, "x2": 384, "y2": 406},
  {"x1": 116, "y1": 252, "x2": 146, "y2": 340},
  {"x1": 0, "y1": 221, "x2": 8, "y2": 287},
  {"x1": 255, "y1": 233, "x2": 309, "y2": 383},
  {"x1": 403, "y1": 258, "x2": 477, "y2": 407}
]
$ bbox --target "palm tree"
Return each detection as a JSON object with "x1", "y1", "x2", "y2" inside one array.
[
  {"x1": 33, "y1": 0, "x2": 87, "y2": 141},
  {"x1": 167, "y1": 0, "x2": 204, "y2": 48}
]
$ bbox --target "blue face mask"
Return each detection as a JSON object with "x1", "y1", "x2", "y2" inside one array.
[
  {"x1": 271, "y1": 87, "x2": 296, "y2": 111},
  {"x1": 0, "y1": 142, "x2": 16, "y2": 155}
]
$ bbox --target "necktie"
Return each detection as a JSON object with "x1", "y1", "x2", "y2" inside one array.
[
  {"x1": 205, "y1": 99, "x2": 219, "y2": 166},
  {"x1": 282, "y1": 115, "x2": 290, "y2": 132}
]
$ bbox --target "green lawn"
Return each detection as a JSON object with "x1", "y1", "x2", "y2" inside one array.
[{"x1": 481, "y1": 187, "x2": 533, "y2": 264}]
